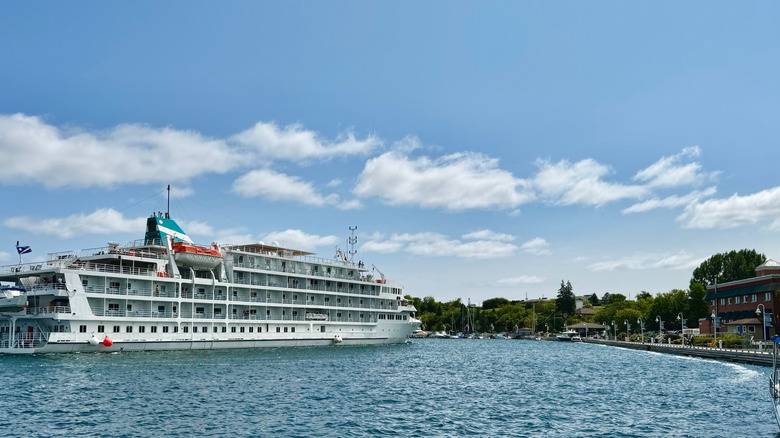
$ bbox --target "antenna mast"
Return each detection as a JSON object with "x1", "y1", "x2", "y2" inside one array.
[
  {"x1": 166, "y1": 185, "x2": 171, "y2": 219},
  {"x1": 348, "y1": 226, "x2": 358, "y2": 262}
]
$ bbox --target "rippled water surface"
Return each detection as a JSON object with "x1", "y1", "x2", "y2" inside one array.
[{"x1": 0, "y1": 339, "x2": 776, "y2": 437}]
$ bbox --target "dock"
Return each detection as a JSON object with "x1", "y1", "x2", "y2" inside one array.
[{"x1": 584, "y1": 338, "x2": 775, "y2": 367}]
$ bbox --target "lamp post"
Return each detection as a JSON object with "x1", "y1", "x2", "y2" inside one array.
[
  {"x1": 637, "y1": 318, "x2": 644, "y2": 344},
  {"x1": 624, "y1": 319, "x2": 631, "y2": 342},
  {"x1": 711, "y1": 311, "x2": 717, "y2": 347},
  {"x1": 612, "y1": 320, "x2": 616, "y2": 341},
  {"x1": 656, "y1": 315, "x2": 663, "y2": 344},
  {"x1": 712, "y1": 277, "x2": 718, "y2": 345},
  {"x1": 757, "y1": 304, "x2": 766, "y2": 341},
  {"x1": 677, "y1": 312, "x2": 685, "y2": 346}
]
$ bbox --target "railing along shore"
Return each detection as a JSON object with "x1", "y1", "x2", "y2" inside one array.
[{"x1": 585, "y1": 338, "x2": 775, "y2": 367}]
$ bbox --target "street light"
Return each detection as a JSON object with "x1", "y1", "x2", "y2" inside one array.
[
  {"x1": 637, "y1": 318, "x2": 644, "y2": 344},
  {"x1": 757, "y1": 304, "x2": 767, "y2": 341},
  {"x1": 545, "y1": 323, "x2": 549, "y2": 336},
  {"x1": 612, "y1": 320, "x2": 616, "y2": 341},
  {"x1": 656, "y1": 315, "x2": 663, "y2": 344},
  {"x1": 711, "y1": 311, "x2": 718, "y2": 347},
  {"x1": 624, "y1": 319, "x2": 631, "y2": 342},
  {"x1": 677, "y1": 312, "x2": 685, "y2": 346}
]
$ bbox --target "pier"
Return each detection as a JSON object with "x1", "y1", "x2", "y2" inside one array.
[{"x1": 584, "y1": 338, "x2": 775, "y2": 367}]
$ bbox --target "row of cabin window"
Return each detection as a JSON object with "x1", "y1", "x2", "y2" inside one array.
[
  {"x1": 711, "y1": 292, "x2": 772, "y2": 307},
  {"x1": 82, "y1": 325, "x2": 299, "y2": 334},
  {"x1": 378, "y1": 314, "x2": 408, "y2": 320}
]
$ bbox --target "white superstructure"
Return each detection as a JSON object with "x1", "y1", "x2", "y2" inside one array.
[{"x1": 0, "y1": 213, "x2": 420, "y2": 353}]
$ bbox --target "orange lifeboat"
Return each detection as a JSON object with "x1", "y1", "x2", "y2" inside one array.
[{"x1": 172, "y1": 242, "x2": 223, "y2": 269}]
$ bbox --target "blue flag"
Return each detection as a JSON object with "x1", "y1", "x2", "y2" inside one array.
[{"x1": 16, "y1": 245, "x2": 31, "y2": 255}]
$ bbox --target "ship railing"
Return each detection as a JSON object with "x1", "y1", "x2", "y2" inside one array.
[
  {"x1": 28, "y1": 306, "x2": 71, "y2": 315},
  {"x1": 0, "y1": 332, "x2": 49, "y2": 349},
  {"x1": 127, "y1": 288, "x2": 153, "y2": 297},
  {"x1": 228, "y1": 314, "x2": 307, "y2": 322},
  {"x1": 0, "y1": 262, "x2": 49, "y2": 275},
  {"x1": 75, "y1": 262, "x2": 157, "y2": 277},
  {"x1": 152, "y1": 290, "x2": 177, "y2": 298},
  {"x1": 81, "y1": 245, "x2": 167, "y2": 260}
]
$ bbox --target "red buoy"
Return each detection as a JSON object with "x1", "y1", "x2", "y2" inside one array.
[{"x1": 103, "y1": 337, "x2": 113, "y2": 347}]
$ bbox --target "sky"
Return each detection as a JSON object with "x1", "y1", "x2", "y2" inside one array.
[{"x1": 1, "y1": 2, "x2": 779, "y2": 304}]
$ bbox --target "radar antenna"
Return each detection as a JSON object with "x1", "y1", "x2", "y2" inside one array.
[{"x1": 348, "y1": 226, "x2": 358, "y2": 263}]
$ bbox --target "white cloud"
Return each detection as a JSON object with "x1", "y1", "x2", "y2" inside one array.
[
  {"x1": 0, "y1": 114, "x2": 379, "y2": 189},
  {"x1": 677, "y1": 186, "x2": 780, "y2": 229},
  {"x1": 519, "y1": 237, "x2": 551, "y2": 255},
  {"x1": 230, "y1": 122, "x2": 380, "y2": 162},
  {"x1": 4, "y1": 208, "x2": 145, "y2": 238},
  {"x1": 587, "y1": 250, "x2": 702, "y2": 272},
  {"x1": 232, "y1": 168, "x2": 339, "y2": 207},
  {"x1": 0, "y1": 251, "x2": 10, "y2": 263},
  {"x1": 633, "y1": 146, "x2": 718, "y2": 188},
  {"x1": 361, "y1": 231, "x2": 518, "y2": 259},
  {"x1": 622, "y1": 187, "x2": 717, "y2": 214},
  {"x1": 495, "y1": 275, "x2": 546, "y2": 286},
  {"x1": 0, "y1": 114, "x2": 237, "y2": 188},
  {"x1": 532, "y1": 158, "x2": 648, "y2": 206},
  {"x1": 462, "y1": 230, "x2": 516, "y2": 242},
  {"x1": 259, "y1": 229, "x2": 339, "y2": 252},
  {"x1": 354, "y1": 150, "x2": 534, "y2": 211}
]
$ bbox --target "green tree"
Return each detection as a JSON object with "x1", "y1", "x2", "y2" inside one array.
[
  {"x1": 608, "y1": 294, "x2": 627, "y2": 306},
  {"x1": 589, "y1": 293, "x2": 600, "y2": 306},
  {"x1": 482, "y1": 297, "x2": 510, "y2": 310},
  {"x1": 691, "y1": 249, "x2": 766, "y2": 287},
  {"x1": 687, "y1": 282, "x2": 709, "y2": 327},
  {"x1": 649, "y1": 289, "x2": 688, "y2": 330},
  {"x1": 556, "y1": 280, "x2": 575, "y2": 317}
]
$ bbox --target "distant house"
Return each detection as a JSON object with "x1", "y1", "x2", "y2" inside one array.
[
  {"x1": 575, "y1": 307, "x2": 596, "y2": 317},
  {"x1": 601, "y1": 292, "x2": 611, "y2": 306}
]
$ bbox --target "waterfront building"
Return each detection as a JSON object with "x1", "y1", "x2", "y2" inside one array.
[{"x1": 700, "y1": 259, "x2": 780, "y2": 340}]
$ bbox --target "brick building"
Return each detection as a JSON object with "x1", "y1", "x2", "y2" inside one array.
[{"x1": 700, "y1": 260, "x2": 780, "y2": 341}]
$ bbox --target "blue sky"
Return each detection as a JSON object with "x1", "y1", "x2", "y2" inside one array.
[{"x1": 1, "y1": 2, "x2": 779, "y2": 303}]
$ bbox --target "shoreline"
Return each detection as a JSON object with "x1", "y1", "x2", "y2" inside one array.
[{"x1": 583, "y1": 338, "x2": 774, "y2": 367}]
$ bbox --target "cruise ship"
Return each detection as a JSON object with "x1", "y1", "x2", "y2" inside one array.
[{"x1": 0, "y1": 212, "x2": 420, "y2": 353}]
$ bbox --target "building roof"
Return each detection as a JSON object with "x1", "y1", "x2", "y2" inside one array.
[
  {"x1": 717, "y1": 310, "x2": 763, "y2": 321},
  {"x1": 575, "y1": 307, "x2": 596, "y2": 315},
  {"x1": 724, "y1": 317, "x2": 762, "y2": 326},
  {"x1": 704, "y1": 280, "x2": 780, "y2": 300}
]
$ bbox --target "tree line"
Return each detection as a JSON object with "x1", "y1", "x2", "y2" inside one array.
[{"x1": 408, "y1": 249, "x2": 766, "y2": 334}]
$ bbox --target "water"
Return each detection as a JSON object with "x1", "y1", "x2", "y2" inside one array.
[{"x1": 0, "y1": 339, "x2": 776, "y2": 437}]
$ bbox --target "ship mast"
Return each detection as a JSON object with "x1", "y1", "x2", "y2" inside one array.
[{"x1": 166, "y1": 184, "x2": 171, "y2": 219}]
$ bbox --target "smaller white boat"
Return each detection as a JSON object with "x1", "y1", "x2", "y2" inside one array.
[
  {"x1": 556, "y1": 330, "x2": 582, "y2": 342},
  {"x1": 0, "y1": 287, "x2": 27, "y2": 313}
]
